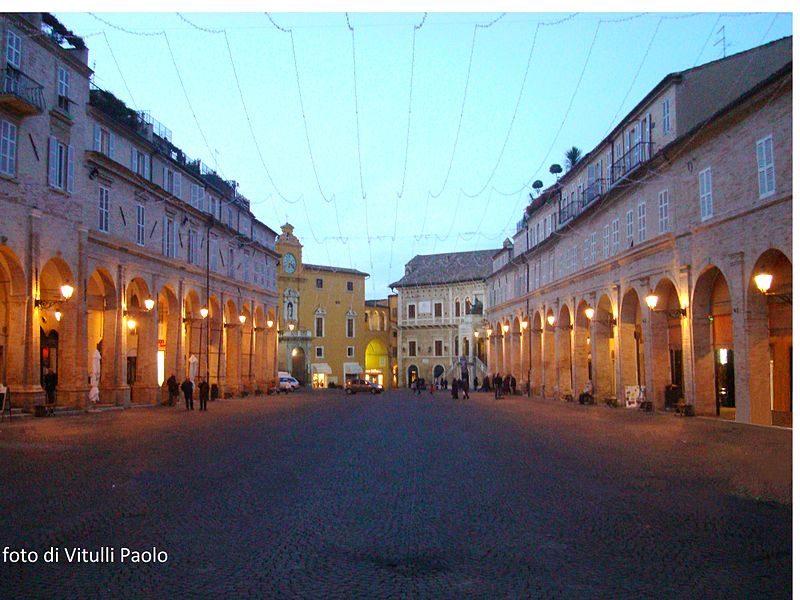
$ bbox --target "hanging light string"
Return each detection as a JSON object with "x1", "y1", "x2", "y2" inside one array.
[
  {"x1": 101, "y1": 31, "x2": 138, "y2": 110},
  {"x1": 396, "y1": 12, "x2": 427, "y2": 200}
]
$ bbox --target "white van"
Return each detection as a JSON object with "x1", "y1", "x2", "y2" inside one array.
[{"x1": 278, "y1": 372, "x2": 300, "y2": 392}]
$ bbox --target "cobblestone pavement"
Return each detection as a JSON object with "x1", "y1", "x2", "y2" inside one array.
[{"x1": 0, "y1": 390, "x2": 791, "y2": 599}]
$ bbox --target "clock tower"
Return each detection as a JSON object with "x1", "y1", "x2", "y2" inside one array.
[{"x1": 276, "y1": 223, "x2": 311, "y2": 383}]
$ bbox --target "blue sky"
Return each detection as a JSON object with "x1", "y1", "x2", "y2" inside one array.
[{"x1": 55, "y1": 11, "x2": 793, "y2": 297}]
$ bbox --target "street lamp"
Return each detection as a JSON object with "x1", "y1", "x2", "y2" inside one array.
[
  {"x1": 754, "y1": 272, "x2": 773, "y2": 294},
  {"x1": 126, "y1": 318, "x2": 137, "y2": 332},
  {"x1": 267, "y1": 319, "x2": 274, "y2": 328},
  {"x1": 200, "y1": 307, "x2": 209, "y2": 319},
  {"x1": 143, "y1": 297, "x2": 155, "y2": 311},
  {"x1": 54, "y1": 309, "x2": 62, "y2": 322},
  {"x1": 584, "y1": 307, "x2": 594, "y2": 320},
  {"x1": 60, "y1": 284, "x2": 74, "y2": 300},
  {"x1": 502, "y1": 323, "x2": 509, "y2": 334},
  {"x1": 645, "y1": 292, "x2": 659, "y2": 310},
  {"x1": 239, "y1": 313, "x2": 247, "y2": 325},
  {"x1": 546, "y1": 314, "x2": 555, "y2": 327}
]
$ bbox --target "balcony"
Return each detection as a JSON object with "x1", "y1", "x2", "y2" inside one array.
[
  {"x1": 558, "y1": 200, "x2": 580, "y2": 226},
  {"x1": 610, "y1": 141, "x2": 652, "y2": 184},
  {"x1": 0, "y1": 68, "x2": 45, "y2": 116}
]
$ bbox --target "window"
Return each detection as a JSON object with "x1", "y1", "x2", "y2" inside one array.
[
  {"x1": 163, "y1": 215, "x2": 176, "y2": 257},
  {"x1": 48, "y1": 136, "x2": 74, "y2": 192},
  {"x1": 163, "y1": 168, "x2": 181, "y2": 198},
  {"x1": 188, "y1": 229, "x2": 198, "y2": 265},
  {"x1": 57, "y1": 66, "x2": 70, "y2": 112},
  {"x1": 346, "y1": 281, "x2": 354, "y2": 292},
  {"x1": 93, "y1": 125, "x2": 115, "y2": 158},
  {"x1": 662, "y1": 98, "x2": 670, "y2": 134},
  {"x1": 756, "y1": 135, "x2": 775, "y2": 198},
  {"x1": 243, "y1": 253, "x2": 251, "y2": 282},
  {"x1": 590, "y1": 233, "x2": 597, "y2": 263},
  {"x1": 316, "y1": 278, "x2": 323, "y2": 289},
  {"x1": 455, "y1": 300, "x2": 461, "y2": 317},
  {"x1": 5, "y1": 30, "x2": 21, "y2": 69},
  {"x1": 346, "y1": 316, "x2": 355, "y2": 338},
  {"x1": 315, "y1": 346, "x2": 324, "y2": 358},
  {"x1": 136, "y1": 204, "x2": 145, "y2": 245},
  {"x1": 583, "y1": 238, "x2": 590, "y2": 265},
  {"x1": 699, "y1": 168, "x2": 713, "y2": 221},
  {"x1": 210, "y1": 238, "x2": 218, "y2": 271},
  {"x1": 315, "y1": 316, "x2": 324, "y2": 337},
  {"x1": 227, "y1": 246, "x2": 235, "y2": 278},
  {"x1": 347, "y1": 346, "x2": 355, "y2": 358},
  {"x1": 191, "y1": 184, "x2": 203, "y2": 210},
  {"x1": 98, "y1": 188, "x2": 109, "y2": 233},
  {"x1": 611, "y1": 219, "x2": 619, "y2": 254},
  {"x1": 571, "y1": 246, "x2": 578, "y2": 273},
  {"x1": 408, "y1": 340, "x2": 417, "y2": 357},
  {"x1": 434, "y1": 302, "x2": 442, "y2": 317},
  {"x1": 0, "y1": 119, "x2": 16, "y2": 176},
  {"x1": 602, "y1": 225, "x2": 610, "y2": 259},
  {"x1": 129, "y1": 148, "x2": 149, "y2": 180},
  {"x1": 637, "y1": 202, "x2": 646, "y2": 241},
  {"x1": 407, "y1": 304, "x2": 416, "y2": 319},
  {"x1": 626, "y1": 210, "x2": 634, "y2": 246},
  {"x1": 208, "y1": 194, "x2": 218, "y2": 219},
  {"x1": 434, "y1": 340, "x2": 443, "y2": 357},
  {"x1": 658, "y1": 190, "x2": 670, "y2": 233}
]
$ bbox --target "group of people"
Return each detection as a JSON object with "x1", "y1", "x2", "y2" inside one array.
[
  {"x1": 411, "y1": 376, "x2": 471, "y2": 399},
  {"x1": 166, "y1": 374, "x2": 209, "y2": 411}
]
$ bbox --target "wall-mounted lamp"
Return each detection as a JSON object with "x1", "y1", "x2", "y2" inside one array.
[
  {"x1": 645, "y1": 292, "x2": 659, "y2": 310},
  {"x1": 60, "y1": 284, "x2": 74, "y2": 300},
  {"x1": 54, "y1": 310, "x2": 62, "y2": 322},
  {"x1": 288, "y1": 322, "x2": 295, "y2": 331},
  {"x1": 486, "y1": 328, "x2": 493, "y2": 336},
  {"x1": 521, "y1": 320, "x2": 529, "y2": 331},
  {"x1": 754, "y1": 271, "x2": 791, "y2": 304},
  {"x1": 502, "y1": 323, "x2": 510, "y2": 334},
  {"x1": 266, "y1": 319, "x2": 274, "y2": 328},
  {"x1": 143, "y1": 298, "x2": 155, "y2": 311},
  {"x1": 645, "y1": 292, "x2": 687, "y2": 317},
  {"x1": 473, "y1": 331, "x2": 479, "y2": 338},
  {"x1": 239, "y1": 313, "x2": 247, "y2": 324},
  {"x1": 200, "y1": 307, "x2": 209, "y2": 319},
  {"x1": 584, "y1": 307, "x2": 595, "y2": 320},
  {"x1": 126, "y1": 318, "x2": 137, "y2": 332},
  {"x1": 546, "y1": 314, "x2": 556, "y2": 327}
]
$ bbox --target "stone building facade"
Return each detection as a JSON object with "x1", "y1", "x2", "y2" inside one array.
[
  {"x1": 275, "y1": 224, "x2": 368, "y2": 387},
  {"x1": 391, "y1": 251, "x2": 495, "y2": 388},
  {"x1": 364, "y1": 295, "x2": 397, "y2": 389},
  {"x1": 485, "y1": 37, "x2": 792, "y2": 426},
  {"x1": 0, "y1": 13, "x2": 280, "y2": 410}
]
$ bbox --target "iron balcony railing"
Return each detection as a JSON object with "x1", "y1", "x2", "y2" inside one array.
[
  {"x1": 1, "y1": 68, "x2": 46, "y2": 113},
  {"x1": 610, "y1": 141, "x2": 653, "y2": 183}
]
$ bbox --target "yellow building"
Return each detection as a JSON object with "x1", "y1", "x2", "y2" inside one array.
[
  {"x1": 276, "y1": 224, "x2": 368, "y2": 387},
  {"x1": 364, "y1": 295, "x2": 398, "y2": 389}
]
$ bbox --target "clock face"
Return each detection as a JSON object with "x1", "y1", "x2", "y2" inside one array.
[{"x1": 283, "y1": 252, "x2": 297, "y2": 274}]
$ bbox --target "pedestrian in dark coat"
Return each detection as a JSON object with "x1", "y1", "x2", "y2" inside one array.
[
  {"x1": 494, "y1": 373, "x2": 503, "y2": 398},
  {"x1": 198, "y1": 376, "x2": 210, "y2": 411},
  {"x1": 167, "y1": 374, "x2": 179, "y2": 406},
  {"x1": 503, "y1": 375, "x2": 511, "y2": 395},
  {"x1": 181, "y1": 377, "x2": 194, "y2": 410},
  {"x1": 451, "y1": 378, "x2": 459, "y2": 400},
  {"x1": 461, "y1": 377, "x2": 470, "y2": 399},
  {"x1": 473, "y1": 376, "x2": 478, "y2": 392},
  {"x1": 510, "y1": 375, "x2": 517, "y2": 395},
  {"x1": 43, "y1": 369, "x2": 57, "y2": 405}
]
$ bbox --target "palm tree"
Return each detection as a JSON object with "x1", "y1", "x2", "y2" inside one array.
[{"x1": 564, "y1": 146, "x2": 582, "y2": 171}]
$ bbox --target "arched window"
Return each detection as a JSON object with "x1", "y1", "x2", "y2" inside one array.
[{"x1": 455, "y1": 299, "x2": 461, "y2": 317}]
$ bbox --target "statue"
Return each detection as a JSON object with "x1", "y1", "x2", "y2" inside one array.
[{"x1": 469, "y1": 297, "x2": 483, "y2": 315}]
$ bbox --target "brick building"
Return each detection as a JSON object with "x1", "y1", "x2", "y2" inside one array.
[
  {"x1": 391, "y1": 250, "x2": 496, "y2": 387},
  {"x1": 0, "y1": 13, "x2": 280, "y2": 410},
  {"x1": 485, "y1": 37, "x2": 792, "y2": 426}
]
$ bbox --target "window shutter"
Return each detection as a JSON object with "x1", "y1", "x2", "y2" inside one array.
[
  {"x1": 173, "y1": 221, "x2": 178, "y2": 258},
  {"x1": 48, "y1": 136, "x2": 57, "y2": 187},
  {"x1": 109, "y1": 132, "x2": 115, "y2": 160},
  {"x1": 93, "y1": 124, "x2": 101, "y2": 151},
  {"x1": 144, "y1": 155, "x2": 150, "y2": 181},
  {"x1": 130, "y1": 147, "x2": 136, "y2": 172},
  {"x1": 162, "y1": 216, "x2": 167, "y2": 255},
  {"x1": 174, "y1": 172, "x2": 181, "y2": 198},
  {"x1": 67, "y1": 145, "x2": 74, "y2": 193},
  {"x1": 162, "y1": 166, "x2": 167, "y2": 189}
]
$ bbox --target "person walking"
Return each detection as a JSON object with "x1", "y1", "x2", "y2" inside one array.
[
  {"x1": 494, "y1": 373, "x2": 503, "y2": 398},
  {"x1": 451, "y1": 377, "x2": 459, "y2": 400},
  {"x1": 473, "y1": 376, "x2": 479, "y2": 393},
  {"x1": 198, "y1": 376, "x2": 210, "y2": 412},
  {"x1": 43, "y1": 368, "x2": 57, "y2": 414},
  {"x1": 461, "y1": 377, "x2": 470, "y2": 400},
  {"x1": 510, "y1": 375, "x2": 517, "y2": 396},
  {"x1": 181, "y1": 376, "x2": 194, "y2": 410},
  {"x1": 166, "y1": 374, "x2": 179, "y2": 406}
]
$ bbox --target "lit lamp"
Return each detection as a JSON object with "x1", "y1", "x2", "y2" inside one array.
[
  {"x1": 54, "y1": 309, "x2": 62, "y2": 322},
  {"x1": 60, "y1": 284, "x2": 74, "y2": 300},
  {"x1": 143, "y1": 298, "x2": 155, "y2": 311},
  {"x1": 754, "y1": 272, "x2": 773, "y2": 294},
  {"x1": 199, "y1": 307, "x2": 209, "y2": 319},
  {"x1": 288, "y1": 322, "x2": 295, "y2": 331},
  {"x1": 502, "y1": 323, "x2": 509, "y2": 334},
  {"x1": 521, "y1": 320, "x2": 529, "y2": 330},
  {"x1": 645, "y1": 292, "x2": 659, "y2": 310},
  {"x1": 127, "y1": 318, "x2": 137, "y2": 331},
  {"x1": 473, "y1": 331, "x2": 479, "y2": 338},
  {"x1": 546, "y1": 314, "x2": 555, "y2": 327},
  {"x1": 584, "y1": 307, "x2": 595, "y2": 320},
  {"x1": 239, "y1": 314, "x2": 247, "y2": 325},
  {"x1": 266, "y1": 319, "x2": 274, "y2": 328},
  {"x1": 486, "y1": 328, "x2": 492, "y2": 336}
]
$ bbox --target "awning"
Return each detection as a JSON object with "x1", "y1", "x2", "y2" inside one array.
[
  {"x1": 343, "y1": 362, "x2": 363, "y2": 375},
  {"x1": 311, "y1": 363, "x2": 332, "y2": 375}
]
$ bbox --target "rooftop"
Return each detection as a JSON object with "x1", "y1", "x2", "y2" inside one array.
[{"x1": 390, "y1": 249, "x2": 498, "y2": 288}]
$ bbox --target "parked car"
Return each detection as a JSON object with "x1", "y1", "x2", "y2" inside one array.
[
  {"x1": 279, "y1": 376, "x2": 300, "y2": 392},
  {"x1": 345, "y1": 379, "x2": 383, "y2": 395}
]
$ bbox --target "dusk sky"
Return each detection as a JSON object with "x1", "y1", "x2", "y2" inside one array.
[{"x1": 54, "y1": 11, "x2": 792, "y2": 298}]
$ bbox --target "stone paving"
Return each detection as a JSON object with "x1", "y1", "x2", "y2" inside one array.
[{"x1": 0, "y1": 389, "x2": 791, "y2": 598}]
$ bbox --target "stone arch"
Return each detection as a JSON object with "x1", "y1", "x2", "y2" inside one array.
[
  {"x1": 407, "y1": 364, "x2": 418, "y2": 386},
  {"x1": 86, "y1": 267, "x2": 118, "y2": 403},
  {"x1": 620, "y1": 288, "x2": 645, "y2": 403},
  {"x1": 224, "y1": 299, "x2": 241, "y2": 394},
  {"x1": 649, "y1": 277, "x2": 684, "y2": 410},
  {"x1": 543, "y1": 307, "x2": 557, "y2": 398},
  {"x1": 747, "y1": 249, "x2": 792, "y2": 425},
  {"x1": 692, "y1": 266, "x2": 734, "y2": 418},
  {"x1": 38, "y1": 256, "x2": 76, "y2": 401},
  {"x1": 365, "y1": 338, "x2": 389, "y2": 388},
  {"x1": 555, "y1": 304, "x2": 573, "y2": 396},
  {"x1": 574, "y1": 299, "x2": 592, "y2": 393},
  {"x1": 240, "y1": 303, "x2": 254, "y2": 392},
  {"x1": 0, "y1": 246, "x2": 26, "y2": 389},
  {"x1": 124, "y1": 276, "x2": 157, "y2": 403},
  {"x1": 593, "y1": 293, "x2": 616, "y2": 402},
  {"x1": 207, "y1": 295, "x2": 223, "y2": 386},
  {"x1": 530, "y1": 311, "x2": 543, "y2": 395},
  {"x1": 155, "y1": 284, "x2": 179, "y2": 392}
]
